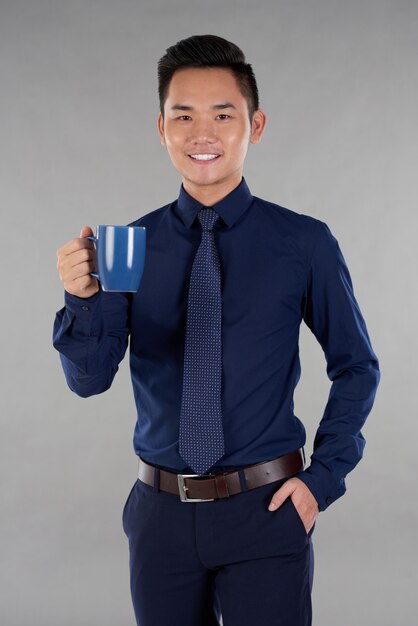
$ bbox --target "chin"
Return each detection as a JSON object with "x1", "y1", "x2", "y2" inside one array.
[{"x1": 181, "y1": 171, "x2": 220, "y2": 185}]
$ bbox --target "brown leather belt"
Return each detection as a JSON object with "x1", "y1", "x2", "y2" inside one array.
[{"x1": 137, "y1": 449, "x2": 304, "y2": 502}]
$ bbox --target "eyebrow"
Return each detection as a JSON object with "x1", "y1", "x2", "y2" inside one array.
[{"x1": 170, "y1": 102, "x2": 237, "y2": 112}]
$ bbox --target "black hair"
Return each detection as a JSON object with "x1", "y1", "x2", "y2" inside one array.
[{"x1": 157, "y1": 34, "x2": 259, "y2": 123}]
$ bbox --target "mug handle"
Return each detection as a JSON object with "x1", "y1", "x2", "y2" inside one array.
[{"x1": 86, "y1": 235, "x2": 99, "y2": 280}]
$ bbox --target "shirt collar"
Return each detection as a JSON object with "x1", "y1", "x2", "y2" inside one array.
[{"x1": 174, "y1": 176, "x2": 254, "y2": 229}]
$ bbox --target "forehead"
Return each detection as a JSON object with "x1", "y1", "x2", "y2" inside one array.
[{"x1": 165, "y1": 67, "x2": 245, "y2": 107}]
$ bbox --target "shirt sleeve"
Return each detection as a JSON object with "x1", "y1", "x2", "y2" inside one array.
[
  {"x1": 52, "y1": 288, "x2": 131, "y2": 397},
  {"x1": 294, "y1": 220, "x2": 381, "y2": 512}
]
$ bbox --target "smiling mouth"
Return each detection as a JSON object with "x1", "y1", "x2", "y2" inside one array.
[{"x1": 188, "y1": 154, "x2": 222, "y2": 162}]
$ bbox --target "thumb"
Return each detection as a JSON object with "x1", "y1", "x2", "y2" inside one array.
[{"x1": 79, "y1": 225, "x2": 94, "y2": 238}]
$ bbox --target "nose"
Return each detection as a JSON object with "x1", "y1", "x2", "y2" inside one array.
[{"x1": 189, "y1": 118, "x2": 217, "y2": 144}]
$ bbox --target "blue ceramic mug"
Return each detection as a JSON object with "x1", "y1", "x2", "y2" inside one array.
[{"x1": 86, "y1": 225, "x2": 146, "y2": 292}]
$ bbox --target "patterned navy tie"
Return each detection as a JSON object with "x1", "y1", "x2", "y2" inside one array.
[{"x1": 178, "y1": 206, "x2": 225, "y2": 475}]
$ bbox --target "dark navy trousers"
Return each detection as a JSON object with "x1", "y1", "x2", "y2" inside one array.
[{"x1": 122, "y1": 463, "x2": 316, "y2": 626}]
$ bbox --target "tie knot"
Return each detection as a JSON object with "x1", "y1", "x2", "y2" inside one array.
[{"x1": 197, "y1": 207, "x2": 220, "y2": 232}]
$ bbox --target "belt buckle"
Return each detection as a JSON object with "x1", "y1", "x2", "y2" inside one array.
[{"x1": 177, "y1": 473, "x2": 215, "y2": 502}]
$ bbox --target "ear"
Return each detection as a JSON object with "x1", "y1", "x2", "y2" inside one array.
[
  {"x1": 249, "y1": 109, "x2": 267, "y2": 145},
  {"x1": 157, "y1": 112, "x2": 166, "y2": 146}
]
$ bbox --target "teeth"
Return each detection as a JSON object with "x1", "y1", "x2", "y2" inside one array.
[{"x1": 189, "y1": 154, "x2": 220, "y2": 160}]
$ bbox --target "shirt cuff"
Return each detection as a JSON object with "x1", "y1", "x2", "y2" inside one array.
[
  {"x1": 294, "y1": 460, "x2": 347, "y2": 512},
  {"x1": 64, "y1": 289, "x2": 103, "y2": 336}
]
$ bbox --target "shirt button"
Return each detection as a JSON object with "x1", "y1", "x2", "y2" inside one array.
[
  {"x1": 81, "y1": 305, "x2": 90, "y2": 311},
  {"x1": 325, "y1": 496, "x2": 333, "y2": 505}
]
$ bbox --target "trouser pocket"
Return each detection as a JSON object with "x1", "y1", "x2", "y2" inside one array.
[
  {"x1": 288, "y1": 497, "x2": 316, "y2": 538},
  {"x1": 122, "y1": 479, "x2": 138, "y2": 533}
]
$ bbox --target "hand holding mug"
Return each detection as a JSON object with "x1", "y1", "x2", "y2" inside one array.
[
  {"x1": 85, "y1": 225, "x2": 146, "y2": 292},
  {"x1": 56, "y1": 226, "x2": 99, "y2": 299},
  {"x1": 56, "y1": 224, "x2": 146, "y2": 296}
]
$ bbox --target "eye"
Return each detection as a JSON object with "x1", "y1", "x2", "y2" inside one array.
[{"x1": 176, "y1": 114, "x2": 231, "y2": 121}]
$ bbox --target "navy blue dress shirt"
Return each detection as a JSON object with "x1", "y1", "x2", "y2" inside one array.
[{"x1": 52, "y1": 176, "x2": 380, "y2": 511}]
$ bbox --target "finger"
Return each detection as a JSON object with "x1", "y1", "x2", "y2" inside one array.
[
  {"x1": 56, "y1": 236, "x2": 95, "y2": 260},
  {"x1": 67, "y1": 260, "x2": 96, "y2": 281},
  {"x1": 67, "y1": 274, "x2": 97, "y2": 293},
  {"x1": 57, "y1": 248, "x2": 96, "y2": 280},
  {"x1": 268, "y1": 481, "x2": 295, "y2": 511},
  {"x1": 65, "y1": 247, "x2": 95, "y2": 269},
  {"x1": 80, "y1": 225, "x2": 94, "y2": 238}
]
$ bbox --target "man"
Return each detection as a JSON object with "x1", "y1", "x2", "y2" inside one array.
[{"x1": 53, "y1": 34, "x2": 380, "y2": 626}]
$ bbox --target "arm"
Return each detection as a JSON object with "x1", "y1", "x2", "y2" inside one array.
[
  {"x1": 52, "y1": 288, "x2": 131, "y2": 397},
  {"x1": 53, "y1": 225, "x2": 131, "y2": 397},
  {"x1": 294, "y1": 220, "x2": 381, "y2": 511}
]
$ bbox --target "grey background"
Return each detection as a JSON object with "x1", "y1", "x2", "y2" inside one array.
[{"x1": 1, "y1": 1, "x2": 416, "y2": 624}]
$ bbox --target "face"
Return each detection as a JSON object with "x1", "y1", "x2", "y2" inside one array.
[{"x1": 157, "y1": 67, "x2": 266, "y2": 201}]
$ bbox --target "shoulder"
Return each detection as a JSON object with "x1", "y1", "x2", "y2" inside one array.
[{"x1": 252, "y1": 195, "x2": 330, "y2": 244}]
